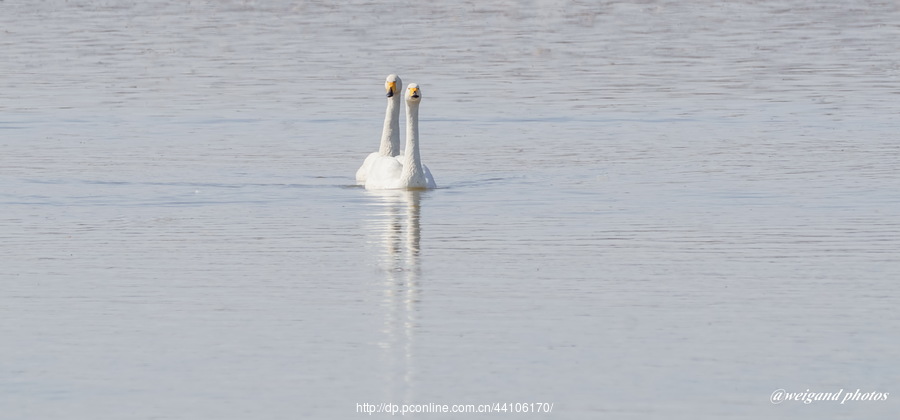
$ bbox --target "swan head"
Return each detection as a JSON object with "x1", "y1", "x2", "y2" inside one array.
[
  {"x1": 406, "y1": 83, "x2": 422, "y2": 103},
  {"x1": 385, "y1": 74, "x2": 401, "y2": 98}
]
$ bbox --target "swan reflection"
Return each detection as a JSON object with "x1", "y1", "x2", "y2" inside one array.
[{"x1": 366, "y1": 189, "x2": 422, "y2": 404}]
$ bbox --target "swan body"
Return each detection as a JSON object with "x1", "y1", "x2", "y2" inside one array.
[
  {"x1": 365, "y1": 83, "x2": 437, "y2": 190},
  {"x1": 356, "y1": 74, "x2": 402, "y2": 183}
]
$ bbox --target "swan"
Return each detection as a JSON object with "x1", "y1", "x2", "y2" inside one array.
[
  {"x1": 365, "y1": 83, "x2": 437, "y2": 190},
  {"x1": 356, "y1": 74, "x2": 402, "y2": 183}
]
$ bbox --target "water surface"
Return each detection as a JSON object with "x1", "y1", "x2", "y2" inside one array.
[{"x1": 2, "y1": 1, "x2": 899, "y2": 419}]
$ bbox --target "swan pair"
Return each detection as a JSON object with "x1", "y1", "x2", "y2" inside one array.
[{"x1": 356, "y1": 75, "x2": 436, "y2": 190}]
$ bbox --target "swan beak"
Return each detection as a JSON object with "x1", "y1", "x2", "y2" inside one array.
[
  {"x1": 410, "y1": 87, "x2": 420, "y2": 98},
  {"x1": 386, "y1": 82, "x2": 396, "y2": 97}
]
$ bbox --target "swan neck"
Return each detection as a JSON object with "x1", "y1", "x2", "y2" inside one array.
[
  {"x1": 404, "y1": 101, "x2": 422, "y2": 174},
  {"x1": 378, "y1": 95, "x2": 401, "y2": 156}
]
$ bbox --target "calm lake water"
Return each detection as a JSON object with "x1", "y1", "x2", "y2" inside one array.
[{"x1": 2, "y1": 1, "x2": 899, "y2": 419}]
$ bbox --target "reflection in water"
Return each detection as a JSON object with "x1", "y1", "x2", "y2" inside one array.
[{"x1": 366, "y1": 190, "x2": 422, "y2": 404}]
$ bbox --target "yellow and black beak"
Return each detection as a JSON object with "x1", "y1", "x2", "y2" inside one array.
[
  {"x1": 386, "y1": 81, "x2": 396, "y2": 98},
  {"x1": 410, "y1": 86, "x2": 420, "y2": 99}
]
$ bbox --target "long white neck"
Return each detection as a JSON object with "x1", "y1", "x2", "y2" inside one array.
[
  {"x1": 402, "y1": 100, "x2": 425, "y2": 181},
  {"x1": 378, "y1": 95, "x2": 401, "y2": 157}
]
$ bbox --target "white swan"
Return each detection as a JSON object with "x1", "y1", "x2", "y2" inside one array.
[
  {"x1": 365, "y1": 83, "x2": 437, "y2": 190},
  {"x1": 356, "y1": 74, "x2": 402, "y2": 183}
]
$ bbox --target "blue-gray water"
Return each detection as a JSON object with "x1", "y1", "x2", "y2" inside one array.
[{"x1": 2, "y1": 1, "x2": 899, "y2": 419}]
